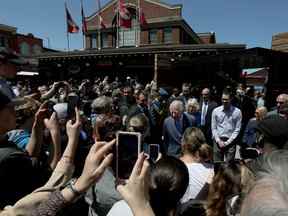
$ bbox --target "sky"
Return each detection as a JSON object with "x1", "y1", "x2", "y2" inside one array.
[{"x1": 0, "y1": 0, "x2": 287, "y2": 51}]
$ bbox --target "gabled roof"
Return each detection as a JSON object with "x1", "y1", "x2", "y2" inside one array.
[{"x1": 86, "y1": 0, "x2": 182, "y2": 21}]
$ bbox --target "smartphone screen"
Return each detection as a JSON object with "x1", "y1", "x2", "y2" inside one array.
[
  {"x1": 149, "y1": 144, "x2": 159, "y2": 163},
  {"x1": 116, "y1": 131, "x2": 141, "y2": 180},
  {"x1": 67, "y1": 95, "x2": 79, "y2": 119}
]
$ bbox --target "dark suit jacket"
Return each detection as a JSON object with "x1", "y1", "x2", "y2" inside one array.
[
  {"x1": 199, "y1": 100, "x2": 218, "y2": 143},
  {"x1": 163, "y1": 113, "x2": 194, "y2": 157}
]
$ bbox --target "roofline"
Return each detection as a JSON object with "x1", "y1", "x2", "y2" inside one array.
[
  {"x1": 144, "y1": 0, "x2": 182, "y2": 10},
  {"x1": 197, "y1": 32, "x2": 215, "y2": 36},
  {"x1": 181, "y1": 19, "x2": 202, "y2": 44},
  {"x1": 37, "y1": 43, "x2": 246, "y2": 60},
  {"x1": 272, "y1": 32, "x2": 288, "y2": 37},
  {"x1": 0, "y1": 23, "x2": 17, "y2": 33}
]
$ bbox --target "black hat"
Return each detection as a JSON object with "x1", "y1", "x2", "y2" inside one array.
[
  {"x1": 256, "y1": 115, "x2": 288, "y2": 147},
  {"x1": 0, "y1": 91, "x2": 26, "y2": 111},
  {"x1": 0, "y1": 47, "x2": 26, "y2": 65}
]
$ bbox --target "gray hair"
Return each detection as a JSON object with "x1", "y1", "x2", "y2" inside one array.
[
  {"x1": 241, "y1": 150, "x2": 288, "y2": 216},
  {"x1": 91, "y1": 96, "x2": 113, "y2": 114},
  {"x1": 257, "y1": 150, "x2": 288, "y2": 193},
  {"x1": 170, "y1": 100, "x2": 185, "y2": 113}
]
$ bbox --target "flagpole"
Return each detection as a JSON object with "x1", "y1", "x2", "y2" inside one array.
[
  {"x1": 134, "y1": 0, "x2": 138, "y2": 47},
  {"x1": 81, "y1": 0, "x2": 85, "y2": 49},
  {"x1": 65, "y1": 1, "x2": 70, "y2": 52},
  {"x1": 97, "y1": 0, "x2": 101, "y2": 50},
  {"x1": 137, "y1": 0, "x2": 140, "y2": 47},
  {"x1": 116, "y1": 0, "x2": 119, "y2": 48}
]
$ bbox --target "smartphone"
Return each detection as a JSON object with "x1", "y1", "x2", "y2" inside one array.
[
  {"x1": 46, "y1": 100, "x2": 56, "y2": 117},
  {"x1": 67, "y1": 95, "x2": 79, "y2": 120},
  {"x1": 116, "y1": 131, "x2": 141, "y2": 180},
  {"x1": 149, "y1": 144, "x2": 160, "y2": 163}
]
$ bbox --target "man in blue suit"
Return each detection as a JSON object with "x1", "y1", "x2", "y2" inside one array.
[{"x1": 163, "y1": 100, "x2": 195, "y2": 157}]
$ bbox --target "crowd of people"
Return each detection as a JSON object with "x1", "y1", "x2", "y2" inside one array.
[{"x1": 1, "y1": 47, "x2": 288, "y2": 216}]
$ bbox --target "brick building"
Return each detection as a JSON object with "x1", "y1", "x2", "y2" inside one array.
[
  {"x1": 272, "y1": 32, "x2": 288, "y2": 52},
  {"x1": 84, "y1": 0, "x2": 205, "y2": 49},
  {"x1": 38, "y1": 0, "x2": 249, "y2": 88},
  {"x1": 0, "y1": 23, "x2": 48, "y2": 74},
  {"x1": 0, "y1": 23, "x2": 44, "y2": 56}
]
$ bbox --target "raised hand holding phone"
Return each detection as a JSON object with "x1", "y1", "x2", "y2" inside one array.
[{"x1": 116, "y1": 131, "x2": 141, "y2": 180}]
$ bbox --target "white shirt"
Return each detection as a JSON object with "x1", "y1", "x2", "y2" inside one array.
[
  {"x1": 181, "y1": 162, "x2": 214, "y2": 203},
  {"x1": 107, "y1": 200, "x2": 133, "y2": 216},
  {"x1": 211, "y1": 105, "x2": 242, "y2": 146}
]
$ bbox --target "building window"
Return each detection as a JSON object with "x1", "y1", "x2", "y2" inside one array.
[
  {"x1": 101, "y1": 32, "x2": 109, "y2": 48},
  {"x1": 149, "y1": 29, "x2": 158, "y2": 44},
  {"x1": 119, "y1": 13, "x2": 138, "y2": 47},
  {"x1": 163, "y1": 27, "x2": 172, "y2": 44},
  {"x1": 91, "y1": 34, "x2": 98, "y2": 48},
  {"x1": 19, "y1": 42, "x2": 30, "y2": 56},
  {"x1": 0, "y1": 35, "x2": 8, "y2": 47},
  {"x1": 32, "y1": 44, "x2": 42, "y2": 54}
]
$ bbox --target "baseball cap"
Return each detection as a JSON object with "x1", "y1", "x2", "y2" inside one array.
[
  {"x1": 0, "y1": 91, "x2": 26, "y2": 111},
  {"x1": 256, "y1": 115, "x2": 288, "y2": 147},
  {"x1": 0, "y1": 47, "x2": 26, "y2": 65}
]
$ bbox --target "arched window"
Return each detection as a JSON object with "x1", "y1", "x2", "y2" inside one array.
[{"x1": 19, "y1": 42, "x2": 30, "y2": 56}]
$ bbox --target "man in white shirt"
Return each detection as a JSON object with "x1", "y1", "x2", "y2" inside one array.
[{"x1": 211, "y1": 91, "x2": 242, "y2": 162}]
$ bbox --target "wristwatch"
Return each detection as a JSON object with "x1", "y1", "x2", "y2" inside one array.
[{"x1": 66, "y1": 178, "x2": 83, "y2": 197}]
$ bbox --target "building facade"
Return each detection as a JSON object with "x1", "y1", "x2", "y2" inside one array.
[
  {"x1": 84, "y1": 0, "x2": 206, "y2": 49},
  {"x1": 272, "y1": 32, "x2": 288, "y2": 53},
  {"x1": 37, "y1": 0, "x2": 248, "y2": 88},
  {"x1": 0, "y1": 24, "x2": 44, "y2": 56}
]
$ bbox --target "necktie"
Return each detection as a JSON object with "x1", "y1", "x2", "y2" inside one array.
[{"x1": 201, "y1": 102, "x2": 208, "y2": 126}]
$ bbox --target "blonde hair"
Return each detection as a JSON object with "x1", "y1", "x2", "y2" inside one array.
[{"x1": 186, "y1": 98, "x2": 200, "y2": 112}]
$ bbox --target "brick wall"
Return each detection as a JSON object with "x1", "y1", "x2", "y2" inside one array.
[
  {"x1": 16, "y1": 34, "x2": 43, "y2": 55},
  {"x1": 172, "y1": 28, "x2": 180, "y2": 44},
  {"x1": 87, "y1": 0, "x2": 181, "y2": 29},
  {"x1": 272, "y1": 32, "x2": 288, "y2": 52}
]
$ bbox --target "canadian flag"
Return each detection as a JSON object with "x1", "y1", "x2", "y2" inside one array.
[
  {"x1": 65, "y1": 4, "x2": 79, "y2": 33},
  {"x1": 119, "y1": 0, "x2": 131, "y2": 28}
]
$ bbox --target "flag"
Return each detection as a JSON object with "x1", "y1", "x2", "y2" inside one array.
[
  {"x1": 139, "y1": 8, "x2": 147, "y2": 27},
  {"x1": 119, "y1": 0, "x2": 131, "y2": 28},
  {"x1": 66, "y1": 4, "x2": 79, "y2": 33},
  {"x1": 99, "y1": 15, "x2": 106, "y2": 28},
  {"x1": 81, "y1": 1, "x2": 88, "y2": 34}
]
